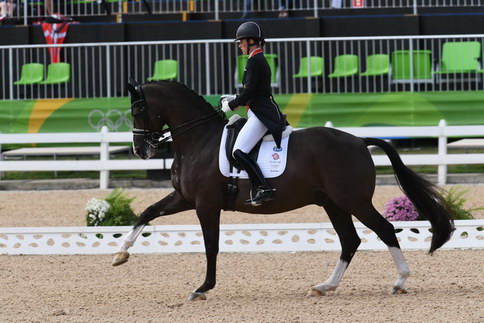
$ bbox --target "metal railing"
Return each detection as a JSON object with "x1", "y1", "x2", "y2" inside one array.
[
  {"x1": 1, "y1": 34, "x2": 484, "y2": 100},
  {"x1": 5, "y1": 0, "x2": 484, "y2": 25},
  {"x1": 1, "y1": 120, "x2": 484, "y2": 188}
]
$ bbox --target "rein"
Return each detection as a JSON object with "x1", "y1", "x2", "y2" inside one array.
[{"x1": 131, "y1": 84, "x2": 223, "y2": 149}]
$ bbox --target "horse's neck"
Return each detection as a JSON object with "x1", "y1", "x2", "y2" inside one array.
[{"x1": 171, "y1": 118, "x2": 225, "y2": 156}]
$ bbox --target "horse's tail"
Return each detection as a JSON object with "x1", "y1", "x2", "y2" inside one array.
[{"x1": 363, "y1": 137, "x2": 454, "y2": 254}]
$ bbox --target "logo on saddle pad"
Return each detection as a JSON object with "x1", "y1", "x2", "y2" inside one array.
[{"x1": 218, "y1": 115, "x2": 292, "y2": 179}]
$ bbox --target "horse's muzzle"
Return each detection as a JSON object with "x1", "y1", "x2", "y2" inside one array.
[{"x1": 133, "y1": 144, "x2": 156, "y2": 160}]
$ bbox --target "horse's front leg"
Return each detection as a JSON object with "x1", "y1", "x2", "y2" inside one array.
[
  {"x1": 188, "y1": 206, "x2": 221, "y2": 301},
  {"x1": 112, "y1": 190, "x2": 193, "y2": 266}
]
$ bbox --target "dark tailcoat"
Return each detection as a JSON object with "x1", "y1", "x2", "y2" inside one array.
[{"x1": 229, "y1": 51, "x2": 286, "y2": 148}]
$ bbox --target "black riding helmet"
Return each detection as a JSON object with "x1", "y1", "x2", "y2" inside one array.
[{"x1": 235, "y1": 21, "x2": 264, "y2": 42}]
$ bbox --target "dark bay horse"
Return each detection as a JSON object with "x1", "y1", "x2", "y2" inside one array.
[{"x1": 113, "y1": 80, "x2": 454, "y2": 301}]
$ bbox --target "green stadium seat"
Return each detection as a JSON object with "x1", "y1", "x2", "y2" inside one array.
[
  {"x1": 14, "y1": 63, "x2": 44, "y2": 86},
  {"x1": 264, "y1": 53, "x2": 279, "y2": 87},
  {"x1": 235, "y1": 54, "x2": 249, "y2": 87},
  {"x1": 391, "y1": 50, "x2": 432, "y2": 82},
  {"x1": 40, "y1": 63, "x2": 71, "y2": 85},
  {"x1": 293, "y1": 56, "x2": 324, "y2": 78},
  {"x1": 434, "y1": 41, "x2": 482, "y2": 75},
  {"x1": 328, "y1": 54, "x2": 358, "y2": 78},
  {"x1": 359, "y1": 54, "x2": 389, "y2": 77},
  {"x1": 147, "y1": 59, "x2": 178, "y2": 81}
]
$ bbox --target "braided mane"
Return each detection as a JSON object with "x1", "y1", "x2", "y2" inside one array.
[{"x1": 149, "y1": 80, "x2": 217, "y2": 112}]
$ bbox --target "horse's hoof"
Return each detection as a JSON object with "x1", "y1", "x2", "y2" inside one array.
[
  {"x1": 307, "y1": 287, "x2": 325, "y2": 297},
  {"x1": 391, "y1": 286, "x2": 407, "y2": 295},
  {"x1": 187, "y1": 291, "x2": 207, "y2": 301},
  {"x1": 112, "y1": 251, "x2": 130, "y2": 266}
]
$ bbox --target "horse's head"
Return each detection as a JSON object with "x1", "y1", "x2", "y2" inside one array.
[
  {"x1": 128, "y1": 79, "x2": 225, "y2": 159},
  {"x1": 127, "y1": 79, "x2": 168, "y2": 159}
]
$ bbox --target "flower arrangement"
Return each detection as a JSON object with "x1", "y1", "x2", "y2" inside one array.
[
  {"x1": 85, "y1": 188, "x2": 139, "y2": 226},
  {"x1": 383, "y1": 186, "x2": 482, "y2": 222},
  {"x1": 442, "y1": 186, "x2": 480, "y2": 220},
  {"x1": 382, "y1": 195, "x2": 419, "y2": 222},
  {"x1": 85, "y1": 198, "x2": 110, "y2": 226}
]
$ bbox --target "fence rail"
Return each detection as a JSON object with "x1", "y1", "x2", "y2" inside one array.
[
  {"x1": 0, "y1": 220, "x2": 482, "y2": 255},
  {"x1": 2, "y1": 34, "x2": 484, "y2": 100},
  {"x1": 0, "y1": 126, "x2": 173, "y2": 189},
  {"x1": 5, "y1": 0, "x2": 484, "y2": 24},
  {"x1": 1, "y1": 120, "x2": 484, "y2": 188}
]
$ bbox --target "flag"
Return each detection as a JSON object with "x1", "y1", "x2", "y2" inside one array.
[{"x1": 41, "y1": 16, "x2": 70, "y2": 63}]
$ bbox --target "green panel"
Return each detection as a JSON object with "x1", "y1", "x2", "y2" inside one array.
[
  {"x1": 1, "y1": 92, "x2": 484, "y2": 134},
  {"x1": 39, "y1": 97, "x2": 131, "y2": 133},
  {"x1": 0, "y1": 100, "x2": 36, "y2": 133}
]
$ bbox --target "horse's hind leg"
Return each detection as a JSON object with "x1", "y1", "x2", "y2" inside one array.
[
  {"x1": 309, "y1": 201, "x2": 361, "y2": 296},
  {"x1": 352, "y1": 203, "x2": 410, "y2": 294},
  {"x1": 112, "y1": 190, "x2": 193, "y2": 266}
]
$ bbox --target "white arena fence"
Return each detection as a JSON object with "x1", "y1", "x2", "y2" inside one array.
[
  {"x1": 9, "y1": 0, "x2": 484, "y2": 24},
  {"x1": 0, "y1": 125, "x2": 173, "y2": 189},
  {"x1": 0, "y1": 220, "x2": 482, "y2": 255},
  {"x1": 1, "y1": 120, "x2": 484, "y2": 188},
  {"x1": 2, "y1": 34, "x2": 484, "y2": 100}
]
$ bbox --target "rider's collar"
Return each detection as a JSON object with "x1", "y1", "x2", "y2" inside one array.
[{"x1": 249, "y1": 48, "x2": 263, "y2": 58}]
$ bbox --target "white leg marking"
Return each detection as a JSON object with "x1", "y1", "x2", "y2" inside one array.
[
  {"x1": 310, "y1": 259, "x2": 348, "y2": 296},
  {"x1": 118, "y1": 225, "x2": 145, "y2": 253},
  {"x1": 389, "y1": 246, "x2": 410, "y2": 294}
]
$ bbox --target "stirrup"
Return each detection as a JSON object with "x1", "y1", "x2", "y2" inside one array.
[{"x1": 244, "y1": 187, "x2": 276, "y2": 206}]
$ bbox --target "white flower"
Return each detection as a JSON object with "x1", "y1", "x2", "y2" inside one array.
[{"x1": 85, "y1": 198, "x2": 110, "y2": 226}]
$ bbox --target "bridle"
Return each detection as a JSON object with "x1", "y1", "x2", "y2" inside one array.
[{"x1": 131, "y1": 84, "x2": 223, "y2": 149}]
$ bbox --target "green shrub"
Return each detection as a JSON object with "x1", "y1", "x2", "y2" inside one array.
[
  {"x1": 85, "y1": 188, "x2": 139, "y2": 226},
  {"x1": 442, "y1": 186, "x2": 483, "y2": 220}
]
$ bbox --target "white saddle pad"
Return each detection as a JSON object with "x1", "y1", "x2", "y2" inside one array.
[{"x1": 218, "y1": 118, "x2": 291, "y2": 179}]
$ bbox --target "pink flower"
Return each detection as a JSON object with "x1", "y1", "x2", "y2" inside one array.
[{"x1": 383, "y1": 195, "x2": 419, "y2": 221}]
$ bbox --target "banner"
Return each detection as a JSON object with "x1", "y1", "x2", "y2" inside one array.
[{"x1": 41, "y1": 15, "x2": 70, "y2": 63}]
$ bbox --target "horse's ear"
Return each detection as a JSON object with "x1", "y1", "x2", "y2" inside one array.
[
  {"x1": 128, "y1": 77, "x2": 139, "y2": 87},
  {"x1": 127, "y1": 83, "x2": 139, "y2": 100}
]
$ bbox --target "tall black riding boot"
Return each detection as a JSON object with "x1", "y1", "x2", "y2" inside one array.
[{"x1": 233, "y1": 149, "x2": 275, "y2": 206}]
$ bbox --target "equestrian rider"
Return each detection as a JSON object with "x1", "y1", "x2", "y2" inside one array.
[{"x1": 220, "y1": 21, "x2": 287, "y2": 206}]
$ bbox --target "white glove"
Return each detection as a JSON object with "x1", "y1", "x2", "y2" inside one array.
[
  {"x1": 221, "y1": 94, "x2": 236, "y2": 102},
  {"x1": 221, "y1": 99, "x2": 231, "y2": 113}
]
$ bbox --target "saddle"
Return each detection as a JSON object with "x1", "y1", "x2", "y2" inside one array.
[{"x1": 224, "y1": 114, "x2": 289, "y2": 171}]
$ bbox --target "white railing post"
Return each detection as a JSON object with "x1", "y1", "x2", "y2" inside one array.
[
  {"x1": 8, "y1": 48, "x2": 13, "y2": 100},
  {"x1": 438, "y1": 119, "x2": 448, "y2": 185},
  {"x1": 306, "y1": 40, "x2": 312, "y2": 93},
  {"x1": 313, "y1": 0, "x2": 318, "y2": 17},
  {"x1": 205, "y1": 43, "x2": 211, "y2": 95},
  {"x1": 214, "y1": 0, "x2": 219, "y2": 20},
  {"x1": 100, "y1": 126, "x2": 110, "y2": 189},
  {"x1": 106, "y1": 45, "x2": 111, "y2": 98},
  {"x1": 23, "y1": 1, "x2": 28, "y2": 26}
]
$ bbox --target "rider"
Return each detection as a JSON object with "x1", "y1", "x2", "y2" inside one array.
[{"x1": 220, "y1": 21, "x2": 286, "y2": 207}]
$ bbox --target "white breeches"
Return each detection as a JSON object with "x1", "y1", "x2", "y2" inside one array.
[{"x1": 232, "y1": 109, "x2": 268, "y2": 156}]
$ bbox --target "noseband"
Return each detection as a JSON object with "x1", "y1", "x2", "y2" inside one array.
[{"x1": 131, "y1": 84, "x2": 223, "y2": 149}]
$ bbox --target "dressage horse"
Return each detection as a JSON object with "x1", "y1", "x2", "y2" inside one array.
[{"x1": 113, "y1": 80, "x2": 454, "y2": 301}]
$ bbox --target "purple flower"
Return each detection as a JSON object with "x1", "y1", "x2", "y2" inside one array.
[{"x1": 383, "y1": 195, "x2": 419, "y2": 221}]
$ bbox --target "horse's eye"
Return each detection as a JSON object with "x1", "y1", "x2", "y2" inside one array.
[{"x1": 131, "y1": 106, "x2": 142, "y2": 117}]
